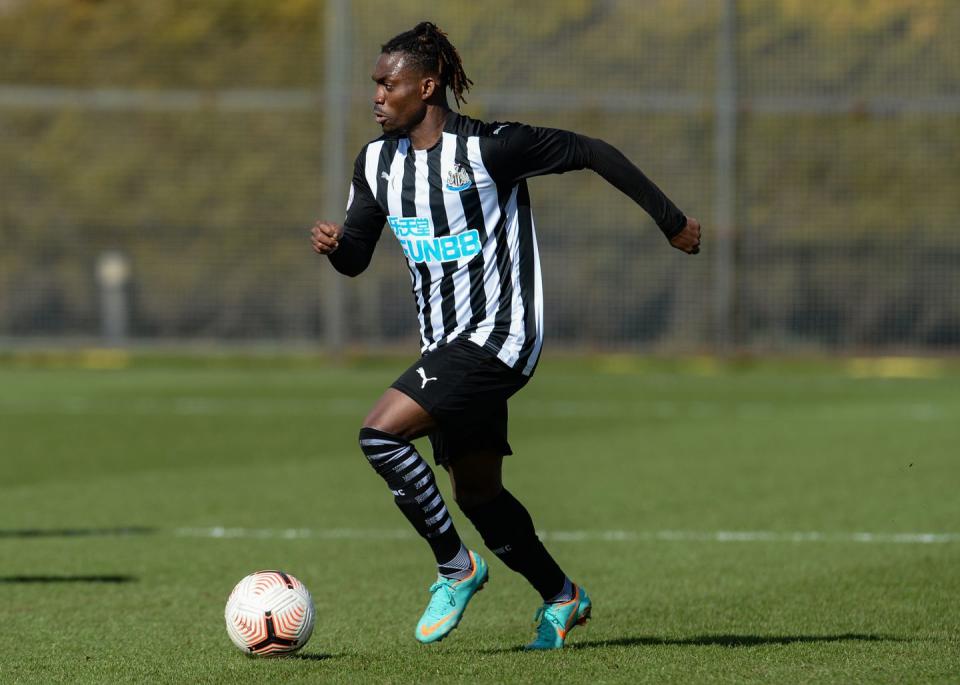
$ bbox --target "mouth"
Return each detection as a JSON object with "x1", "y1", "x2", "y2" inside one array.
[{"x1": 373, "y1": 111, "x2": 388, "y2": 124}]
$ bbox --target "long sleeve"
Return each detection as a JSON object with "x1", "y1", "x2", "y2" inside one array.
[
  {"x1": 578, "y1": 135, "x2": 687, "y2": 238},
  {"x1": 481, "y1": 124, "x2": 687, "y2": 238},
  {"x1": 327, "y1": 152, "x2": 386, "y2": 277}
]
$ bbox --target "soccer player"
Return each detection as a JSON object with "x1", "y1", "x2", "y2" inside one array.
[{"x1": 310, "y1": 22, "x2": 701, "y2": 650}]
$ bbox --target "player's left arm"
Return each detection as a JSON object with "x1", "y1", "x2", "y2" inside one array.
[{"x1": 483, "y1": 125, "x2": 701, "y2": 254}]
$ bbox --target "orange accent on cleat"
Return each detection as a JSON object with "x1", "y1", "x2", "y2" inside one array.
[
  {"x1": 414, "y1": 551, "x2": 490, "y2": 644},
  {"x1": 418, "y1": 611, "x2": 457, "y2": 638},
  {"x1": 525, "y1": 585, "x2": 592, "y2": 650}
]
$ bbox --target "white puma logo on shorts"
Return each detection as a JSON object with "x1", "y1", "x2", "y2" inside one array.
[{"x1": 417, "y1": 367, "x2": 437, "y2": 389}]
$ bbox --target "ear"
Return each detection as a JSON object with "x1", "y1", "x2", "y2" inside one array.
[{"x1": 420, "y1": 75, "x2": 438, "y2": 101}]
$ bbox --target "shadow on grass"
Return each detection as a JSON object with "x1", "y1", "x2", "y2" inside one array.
[
  {"x1": 0, "y1": 526, "x2": 156, "y2": 539},
  {"x1": 568, "y1": 633, "x2": 904, "y2": 650},
  {"x1": 484, "y1": 633, "x2": 903, "y2": 654},
  {"x1": 239, "y1": 651, "x2": 342, "y2": 662},
  {"x1": 0, "y1": 575, "x2": 137, "y2": 583},
  {"x1": 289, "y1": 652, "x2": 340, "y2": 661}
]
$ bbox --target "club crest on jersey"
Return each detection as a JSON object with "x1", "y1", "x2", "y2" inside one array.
[{"x1": 444, "y1": 164, "x2": 472, "y2": 192}]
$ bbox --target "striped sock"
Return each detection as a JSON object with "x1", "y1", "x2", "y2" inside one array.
[
  {"x1": 437, "y1": 543, "x2": 474, "y2": 581},
  {"x1": 358, "y1": 427, "x2": 462, "y2": 566}
]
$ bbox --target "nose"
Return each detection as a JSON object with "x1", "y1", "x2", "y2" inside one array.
[{"x1": 373, "y1": 86, "x2": 385, "y2": 106}]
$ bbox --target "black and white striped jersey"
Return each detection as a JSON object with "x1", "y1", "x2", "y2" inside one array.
[{"x1": 330, "y1": 111, "x2": 686, "y2": 377}]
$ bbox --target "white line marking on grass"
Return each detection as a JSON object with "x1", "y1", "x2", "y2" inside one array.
[
  {"x1": 540, "y1": 530, "x2": 960, "y2": 544},
  {"x1": 173, "y1": 527, "x2": 960, "y2": 544},
  {"x1": 174, "y1": 527, "x2": 413, "y2": 540},
  {"x1": 3, "y1": 397, "x2": 953, "y2": 424}
]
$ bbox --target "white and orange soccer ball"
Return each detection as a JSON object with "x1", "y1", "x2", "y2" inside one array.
[{"x1": 224, "y1": 570, "x2": 315, "y2": 656}]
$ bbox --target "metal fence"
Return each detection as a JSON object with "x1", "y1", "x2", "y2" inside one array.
[{"x1": 1, "y1": 0, "x2": 958, "y2": 353}]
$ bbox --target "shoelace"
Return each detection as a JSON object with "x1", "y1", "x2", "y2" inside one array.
[
  {"x1": 426, "y1": 579, "x2": 457, "y2": 616},
  {"x1": 532, "y1": 604, "x2": 564, "y2": 642}
]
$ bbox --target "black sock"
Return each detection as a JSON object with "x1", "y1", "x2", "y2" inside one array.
[
  {"x1": 460, "y1": 488, "x2": 566, "y2": 601},
  {"x1": 358, "y1": 427, "x2": 462, "y2": 566}
]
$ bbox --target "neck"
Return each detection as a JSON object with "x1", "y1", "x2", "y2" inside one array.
[{"x1": 407, "y1": 104, "x2": 450, "y2": 150}]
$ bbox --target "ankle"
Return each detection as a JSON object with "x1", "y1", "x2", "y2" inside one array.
[
  {"x1": 546, "y1": 577, "x2": 575, "y2": 604},
  {"x1": 437, "y1": 544, "x2": 473, "y2": 581}
]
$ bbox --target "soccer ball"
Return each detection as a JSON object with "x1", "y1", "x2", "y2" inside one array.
[{"x1": 224, "y1": 570, "x2": 315, "y2": 656}]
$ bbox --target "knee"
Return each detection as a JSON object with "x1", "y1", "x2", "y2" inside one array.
[
  {"x1": 358, "y1": 425, "x2": 401, "y2": 442},
  {"x1": 361, "y1": 410, "x2": 398, "y2": 435},
  {"x1": 360, "y1": 413, "x2": 419, "y2": 443},
  {"x1": 361, "y1": 389, "x2": 434, "y2": 440},
  {"x1": 358, "y1": 425, "x2": 409, "y2": 447},
  {"x1": 453, "y1": 483, "x2": 503, "y2": 510}
]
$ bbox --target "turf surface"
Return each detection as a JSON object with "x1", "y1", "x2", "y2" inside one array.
[{"x1": 1, "y1": 355, "x2": 958, "y2": 683}]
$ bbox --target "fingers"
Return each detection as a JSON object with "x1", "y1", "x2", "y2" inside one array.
[
  {"x1": 684, "y1": 217, "x2": 702, "y2": 255},
  {"x1": 668, "y1": 218, "x2": 702, "y2": 255},
  {"x1": 310, "y1": 221, "x2": 341, "y2": 255}
]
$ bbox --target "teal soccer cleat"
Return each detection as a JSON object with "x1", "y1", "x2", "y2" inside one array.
[
  {"x1": 525, "y1": 585, "x2": 592, "y2": 650},
  {"x1": 414, "y1": 551, "x2": 489, "y2": 644}
]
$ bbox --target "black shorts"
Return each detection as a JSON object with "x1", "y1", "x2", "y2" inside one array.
[{"x1": 391, "y1": 339, "x2": 529, "y2": 467}]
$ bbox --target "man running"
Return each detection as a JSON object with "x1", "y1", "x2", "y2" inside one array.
[{"x1": 311, "y1": 21, "x2": 701, "y2": 650}]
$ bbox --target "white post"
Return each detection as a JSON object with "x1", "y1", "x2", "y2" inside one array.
[{"x1": 96, "y1": 251, "x2": 130, "y2": 346}]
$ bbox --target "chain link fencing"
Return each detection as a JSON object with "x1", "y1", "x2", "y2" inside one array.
[{"x1": 1, "y1": 0, "x2": 957, "y2": 353}]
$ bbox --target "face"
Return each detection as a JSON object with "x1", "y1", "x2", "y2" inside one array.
[{"x1": 371, "y1": 52, "x2": 434, "y2": 134}]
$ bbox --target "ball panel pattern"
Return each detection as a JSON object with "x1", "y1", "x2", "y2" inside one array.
[{"x1": 224, "y1": 570, "x2": 315, "y2": 656}]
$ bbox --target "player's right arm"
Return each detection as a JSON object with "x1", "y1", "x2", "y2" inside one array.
[
  {"x1": 311, "y1": 150, "x2": 387, "y2": 277},
  {"x1": 310, "y1": 220, "x2": 343, "y2": 254}
]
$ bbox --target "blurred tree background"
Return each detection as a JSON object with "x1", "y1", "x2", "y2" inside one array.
[{"x1": 0, "y1": 0, "x2": 957, "y2": 350}]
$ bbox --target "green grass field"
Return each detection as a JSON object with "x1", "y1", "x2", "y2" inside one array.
[{"x1": 1, "y1": 354, "x2": 958, "y2": 683}]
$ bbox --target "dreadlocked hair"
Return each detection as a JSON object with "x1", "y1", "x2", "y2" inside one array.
[{"x1": 381, "y1": 21, "x2": 473, "y2": 108}]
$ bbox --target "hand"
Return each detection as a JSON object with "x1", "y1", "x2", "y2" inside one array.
[
  {"x1": 310, "y1": 221, "x2": 344, "y2": 255},
  {"x1": 669, "y1": 217, "x2": 702, "y2": 255}
]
